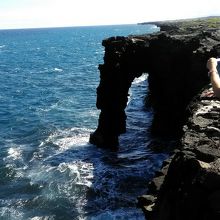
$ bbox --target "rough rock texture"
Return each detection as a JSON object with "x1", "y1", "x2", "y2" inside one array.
[
  {"x1": 90, "y1": 17, "x2": 220, "y2": 149},
  {"x1": 89, "y1": 17, "x2": 220, "y2": 219},
  {"x1": 138, "y1": 87, "x2": 220, "y2": 220}
]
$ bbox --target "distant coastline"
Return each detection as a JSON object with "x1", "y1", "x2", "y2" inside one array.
[
  {"x1": 138, "y1": 16, "x2": 220, "y2": 32},
  {"x1": 139, "y1": 15, "x2": 220, "y2": 25}
]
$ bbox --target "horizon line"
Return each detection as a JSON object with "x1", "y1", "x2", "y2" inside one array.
[
  {"x1": 0, "y1": 22, "x2": 145, "y2": 31},
  {"x1": 0, "y1": 15, "x2": 219, "y2": 31}
]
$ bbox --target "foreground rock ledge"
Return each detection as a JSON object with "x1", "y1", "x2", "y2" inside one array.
[
  {"x1": 90, "y1": 17, "x2": 220, "y2": 149},
  {"x1": 138, "y1": 87, "x2": 220, "y2": 220}
]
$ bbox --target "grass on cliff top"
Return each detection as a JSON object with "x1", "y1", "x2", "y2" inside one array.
[
  {"x1": 142, "y1": 16, "x2": 220, "y2": 31},
  {"x1": 179, "y1": 16, "x2": 220, "y2": 29}
]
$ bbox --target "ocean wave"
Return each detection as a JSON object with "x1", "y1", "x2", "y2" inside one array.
[
  {"x1": 3, "y1": 143, "x2": 27, "y2": 179},
  {"x1": 28, "y1": 160, "x2": 94, "y2": 189},
  {"x1": 36, "y1": 67, "x2": 63, "y2": 74},
  {"x1": 91, "y1": 208, "x2": 145, "y2": 220},
  {"x1": 7, "y1": 147, "x2": 23, "y2": 160},
  {"x1": 0, "y1": 206, "x2": 24, "y2": 220},
  {"x1": 29, "y1": 216, "x2": 55, "y2": 220},
  {"x1": 40, "y1": 127, "x2": 92, "y2": 151},
  {"x1": 0, "y1": 24, "x2": 159, "y2": 219},
  {"x1": 127, "y1": 73, "x2": 148, "y2": 105},
  {"x1": 24, "y1": 128, "x2": 96, "y2": 218},
  {"x1": 57, "y1": 161, "x2": 94, "y2": 187},
  {"x1": 53, "y1": 67, "x2": 63, "y2": 72},
  {"x1": 132, "y1": 73, "x2": 148, "y2": 84}
]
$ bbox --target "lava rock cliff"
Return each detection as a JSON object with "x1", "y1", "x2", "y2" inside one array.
[
  {"x1": 90, "y1": 17, "x2": 220, "y2": 149},
  {"x1": 90, "y1": 17, "x2": 220, "y2": 219}
]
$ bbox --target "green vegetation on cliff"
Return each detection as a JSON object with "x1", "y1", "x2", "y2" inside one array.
[
  {"x1": 175, "y1": 16, "x2": 220, "y2": 30},
  {"x1": 141, "y1": 16, "x2": 220, "y2": 33}
]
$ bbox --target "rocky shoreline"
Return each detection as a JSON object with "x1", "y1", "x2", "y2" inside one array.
[
  {"x1": 137, "y1": 17, "x2": 220, "y2": 220},
  {"x1": 90, "y1": 17, "x2": 220, "y2": 219},
  {"x1": 138, "y1": 86, "x2": 220, "y2": 219}
]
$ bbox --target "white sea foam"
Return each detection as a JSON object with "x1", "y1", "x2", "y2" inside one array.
[
  {"x1": 57, "y1": 161, "x2": 94, "y2": 187},
  {"x1": 27, "y1": 127, "x2": 95, "y2": 209},
  {"x1": 29, "y1": 217, "x2": 55, "y2": 220},
  {"x1": 127, "y1": 92, "x2": 132, "y2": 106},
  {"x1": 52, "y1": 135, "x2": 88, "y2": 150},
  {"x1": 7, "y1": 147, "x2": 22, "y2": 160},
  {"x1": 132, "y1": 73, "x2": 148, "y2": 84},
  {"x1": 0, "y1": 45, "x2": 5, "y2": 48},
  {"x1": 127, "y1": 73, "x2": 148, "y2": 105},
  {"x1": 43, "y1": 127, "x2": 92, "y2": 151},
  {"x1": 53, "y1": 68, "x2": 63, "y2": 72},
  {"x1": 27, "y1": 160, "x2": 94, "y2": 212},
  {"x1": 0, "y1": 206, "x2": 24, "y2": 220}
]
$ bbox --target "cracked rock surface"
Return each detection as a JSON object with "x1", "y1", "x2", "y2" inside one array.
[{"x1": 138, "y1": 86, "x2": 220, "y2": 220}]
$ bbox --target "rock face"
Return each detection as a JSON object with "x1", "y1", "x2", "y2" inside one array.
[
  {"x1": 138, "y1": 88, "x2": 220, "y2": 220},
  {"x1": 135, "y1": 18, "x2": 220, "y2": 219},
  {"x1": 90, "y1": 17, "x2": 220, "y2": 219},
  {"x1": 90, "y1": 18, "x2": 220, "y2": 148}
]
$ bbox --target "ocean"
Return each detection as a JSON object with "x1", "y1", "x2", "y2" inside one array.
[{"x1": 0, "y1": 24, "x2": 168, "y2": 220}]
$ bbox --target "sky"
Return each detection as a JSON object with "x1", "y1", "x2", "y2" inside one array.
[{"x1": 0, "y1": 0, "x2": 219, "y2": 29}]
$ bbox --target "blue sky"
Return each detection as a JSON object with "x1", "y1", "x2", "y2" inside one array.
[{"x1": 0, "y1": 0, "x2": 219, "y2": 29}]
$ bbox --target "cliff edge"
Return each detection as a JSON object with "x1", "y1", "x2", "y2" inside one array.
[
  {"x1": 138, "y1": 87, "x2": 220, "y2": 220},
  {"x1": 90, "y1": 16, "x2": 220, "y2": 219},
  {"x1": 90, "y1": 17, "x2": 220, "y2": 149},
  {"x1": 136, "y1": 17, "x2": 220, "y2": 219}
]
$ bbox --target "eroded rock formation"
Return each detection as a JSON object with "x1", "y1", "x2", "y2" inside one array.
[
  {"x1": 90, "y1": 17, "x2": 220, "y2": 219},
  {"x1": 90, "y1": 18, "x2": 220, "y2": 148}
]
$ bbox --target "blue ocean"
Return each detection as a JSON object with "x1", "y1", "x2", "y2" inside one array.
[{"x1": 0, "y1": 24, "x2": 168, "y2": 220}]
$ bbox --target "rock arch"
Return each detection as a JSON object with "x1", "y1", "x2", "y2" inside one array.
[
  {"x1": 90, "y1": 29, "x2": 220, "y2": 149},
  {"x1": 89, "y1": 36, "x2": 150, "y2": 149}
]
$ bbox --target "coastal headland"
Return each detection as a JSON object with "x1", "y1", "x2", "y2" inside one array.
[{"x1": 90, "y1": 16, "x2": 220, "y2": 219}]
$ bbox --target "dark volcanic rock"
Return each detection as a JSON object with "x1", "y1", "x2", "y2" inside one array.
[
  {"x1": 89, "y1": 17, "x2": 220, "y2": 219},
  {"x1": 90, "y1": 18, "x2": 220, "y2": 148},
  {"x1": 138, "y1": 87, "x2": 220, "y2": 220}
]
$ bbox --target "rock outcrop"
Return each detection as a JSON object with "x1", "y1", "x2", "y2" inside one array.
[
  {"x1": 90, "y1": 17, "x2": 220, "y2": 149},
  {"x1": 90, "y1": 17, "x2": 220, "y2": 219},
  {"x1": 138, "y1": 87, "x2": 220, "y2": 220}
]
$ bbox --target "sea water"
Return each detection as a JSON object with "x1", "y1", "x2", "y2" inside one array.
[{"x1": 0, "y1": 24, "x2": 168, "y2": 220}]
